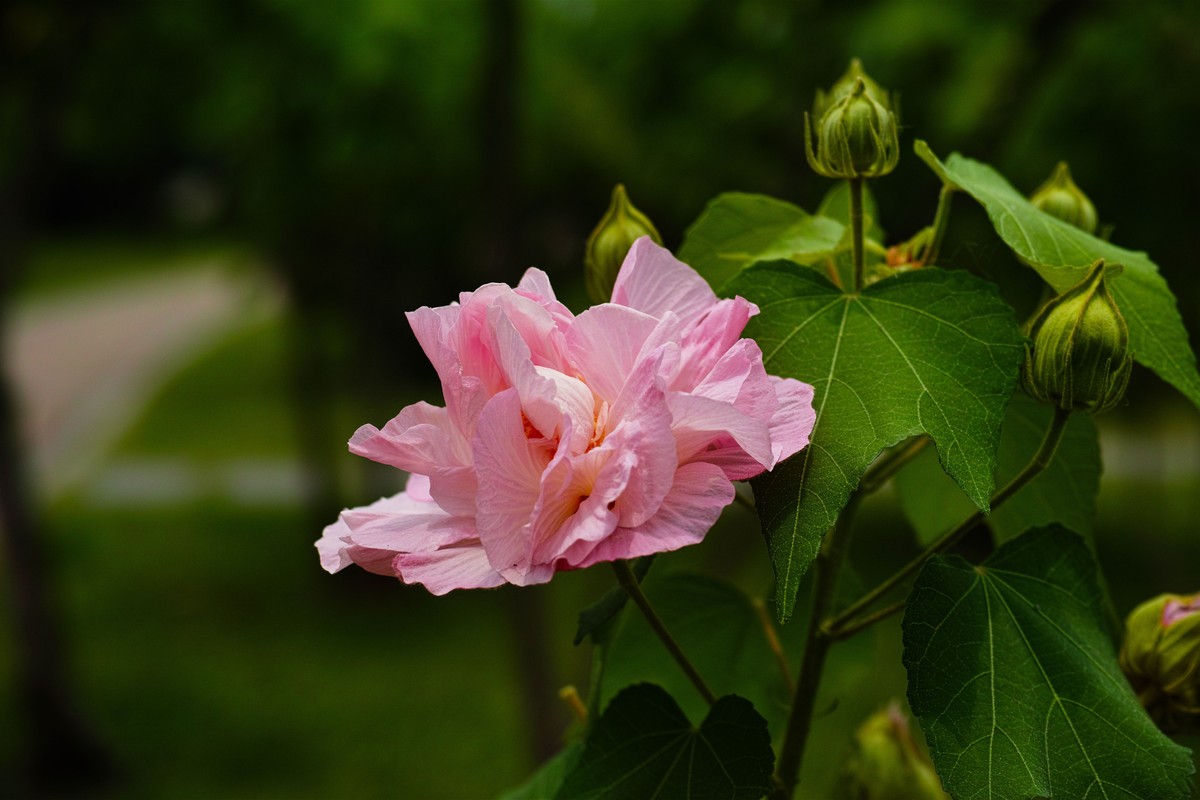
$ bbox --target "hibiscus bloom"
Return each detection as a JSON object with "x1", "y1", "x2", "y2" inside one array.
[{"x1": 316, "y1": 238, "x2": 815, "y2": 593}]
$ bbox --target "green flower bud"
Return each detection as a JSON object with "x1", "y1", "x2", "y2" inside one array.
[
  {"x1": 814, "y1": 57, "x2": 893, "y2": 118},
  {"x1": 1119, "y1": 592, "x2": 1200, "y2": 735},
  {"x1": 834, "y1": 702, "x2": 949, "y2": 800},
  {"x1": 1021, "y1": 259, "x2": 1132, "y2": 414},
  {"x1": 1030, "y1": 162, "x2": 1099, "y2": 234},
  {"x1": 806, "y1": 78, "x2": 900, "y2": 180},
  {"x1": 584, "y1": 184, "x2": 662, "y2": 304}
]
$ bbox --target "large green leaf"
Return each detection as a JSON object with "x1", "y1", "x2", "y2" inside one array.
[
  {"x1": 556, "y1": 684, "x2": 775, "y2": 800},
  {"x1": 678, "y1": 192, "x2": 844, "y2": 292},
  {"x1": 895, "y1": 392, "x2": 1101, "y2": 545},
  {"x1": 916, "y1": 141, "x2": 1200, "y2": 410},
  {"x1": 903, "y1": 525, "x2": 1195, "y2": 799},
  {"x1": 728, "y1": 264, "x2": 1025, "y2": 621},
  {"x1": 599, "y1": 573, "x2": 789, "y2": 730}
]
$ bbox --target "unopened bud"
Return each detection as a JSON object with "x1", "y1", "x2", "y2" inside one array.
[
  {"x1": 584, "y1": 184, "x2": 662, "y2": 304},
  {"x1": 806, "y1": 78, "x2": 900, "y2": 180},
  {"x1": 1030, "y1": 162, "x2": 1098, "y2": 234},
  {"x1": 1022, "y1": 259, "x2": 1132, "y2": 413},
  {"x1": 1119, "y1": 592, "x2": 1200, "y2": 735},
  {"x1": 814, "y1": 57, "x2": 893, "y2": 118},
  {"x1": 834, "y1": 702, "x2": 949, "y2": 800}
]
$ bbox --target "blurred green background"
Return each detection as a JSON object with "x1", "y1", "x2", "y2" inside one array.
[{"x1": 1, "y1": 0, "x2": 1199, "y2": 797}]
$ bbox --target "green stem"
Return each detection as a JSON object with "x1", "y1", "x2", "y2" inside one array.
[
  {"x1": 849, "y1": 178, "x2": 866, "y2": 291},
  {"x1": 771, "y1": 497, "x2": 859, "y2": 800},
  {"x1": 826, "y1": 406, "x2": 1072, "y2": 639},
  {"x1": 925, "y1": 184, "x2": 956, "y2": 266},
  {"x1": 612, "y1": 560, "x2": 716, "y2": 706},
  {"x1": 827, "y1": 599, "x2": 906, "y2": 642}
]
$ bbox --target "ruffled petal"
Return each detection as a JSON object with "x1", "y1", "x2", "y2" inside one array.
[
  {"x1": 766, "y1": 376, "x2": 816, "y2": 464},
  {"x1": 348, "y1": 402, "x2": 471, "y2": 473},
  {"x1": 672, "y1": 297, "x2": 759, "y2": 392},
  {"x1": 396, "y1": 543, "x2": 507, "y2": 594},
  {"x1": 572, "y1": 462, "x2": 734, "y2": 568},
  {"x1": 567, "y1": 303, "x2": 660, "y2": 403},
  {"x1": 610, "y1": 238, "x2": 718, "y2": 323},
  {"x1": 472, "y1": 389, "x2": 555, "y2": 579}
]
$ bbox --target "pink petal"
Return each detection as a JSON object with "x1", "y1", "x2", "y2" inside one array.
[
  {"x1": 348, "y1": 407, "x2": 478, "y2": 517},
  {"x1": 668, "y1": 392, "x2": 774, "y2": 470},
  {"x1": 396, "y1": 543, "x2": 507, "y2": 594},
  {"x1": 515, "y1": 267, "x2": 556, "y2": 300},
  {"x1": 530, "y1": 447, "x2": 628, "y2": 565},
  {"x1": 606, "y1": 350, "x2": 681, "y2": 527},
  {"x1": 489, "y1": 304, "x2": 595, "y2": 452},
  {"x1": 611, "y1": 238, "x2": 718, "y2": 323},
  {"x1": 316, "y1": 493, "x2": 430, "y2": 577},
  {"x1": 567, "y1": 303, "x2": 661, "y2": 403},
  {"x1": 671, "y1": 297, "x2": 759, "y2": 392},
  {"x1": 405, "y1": 306, "x2": 491, "y2": 437},
  {"x1": 349, "y1": 402, "x2": 471, "y2": 473},
  {"x1": 683, "y1": 434, "x2": 768, "y2": 481},
  {"x1": 472, "y1": 389, "x2": 555, "y2": 580},
  {"x1": 766, "y1": 376, "x2": 816, "y2": 464},
  {"x1": 573, "y1": 462, "x2": 734, "y2": 568}
]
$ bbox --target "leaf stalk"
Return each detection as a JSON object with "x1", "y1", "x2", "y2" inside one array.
[
  {"x1": 849, "y1": 178, "x2": 866, "y2": 291},
  {"x1": 611, "y1": 560, "x2": 716, "y2": 706}
]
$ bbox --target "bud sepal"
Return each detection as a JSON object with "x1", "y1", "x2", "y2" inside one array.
[
  {"x1": 806, "y1": 77, "x2": 900, "y2": 181},
  {"x1": 834, "y1": 702, "x2": 949, "y2": 800},
  {"x1": 584, "y1": 184, "x2": 662, "y2": 304},
  {"x1": 1030, "y1": 162, "x2": 1099, "y2": 234},
  {"x1": 1021, "y1": 259, "x2": 1132, "y2": 414},
  {"x1": 1120, "y1": 592, "x2": 1200, "y2": 734}
]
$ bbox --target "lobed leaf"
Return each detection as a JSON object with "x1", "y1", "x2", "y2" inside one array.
[
  {"x1": 916, "y1": 141, "x2": 1200, "y2": 411},
  {"x1": 556, "y1": 683, "x2": 775, "y2": 800},
  {"x1": 895, "y1": 392, "x2": 1101, "y2": 545},
  {"x1": 903, "y1": 525, "x2": 1195, "y2": 799},
  {"x1": 678, "y1": 192, "x2": 844, "y2": 293},
  {"x1": 728, "y1": 264, "x2": 1025, "y2": 621}
]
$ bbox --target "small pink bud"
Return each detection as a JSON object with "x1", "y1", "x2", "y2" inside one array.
[
  {"x1": 1120, "y1": 592, "x2": 1200, "y2": 734},
  {"x1": 1162, "y1": 593, "x2": 1200, "y2": 628}
]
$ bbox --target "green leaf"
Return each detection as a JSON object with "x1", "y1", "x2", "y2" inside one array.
[
  {"x1": 556, "y1": 684, "x2": 775, "y2": 800},
  {"x1": 916, "y1": 140, "x2": 1200, "y2": 411},
  {"x1": 598, "y1": 573, "x2": 789, "y2": 730},
  {"x1": 572, "y1": 555, "x2": 654, "y2": 646},
  {"x1": 895, "y1": 392, "x2": 1101, "y2": 545},
  {"x1": 903, "y1": 525, "x2": 1195, "y2": 799},
  {"x1": 729, "y1": 264, "x2": 1025, "y2": 621},
  {"x1": 678, "y1": 192, "x2": 844, "y2": 292},
  {"x1": 497, "y1": 744, "x2": 582, "y2": 800}
]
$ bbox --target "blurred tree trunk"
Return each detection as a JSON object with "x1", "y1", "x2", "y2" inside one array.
[{"x1": 0, "y1": 3, "x2": 115, "y2": 792}]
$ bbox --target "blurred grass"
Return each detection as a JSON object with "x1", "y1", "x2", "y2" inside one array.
[
  {"x1": 111, "y1": 319, "x2": 299, "y2": 463},
  {"x1": 47, "y1": 502, "x2": 532, "y2": 799}
]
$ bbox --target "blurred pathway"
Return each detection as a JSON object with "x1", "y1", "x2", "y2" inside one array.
[{"x1": 4, "y1": 265, "x2": 284, "y2": 499}]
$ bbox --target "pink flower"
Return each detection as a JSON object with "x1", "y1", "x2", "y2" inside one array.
[{"x1": 316, "y1": 238, "x2": 815, "y2": 593}]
